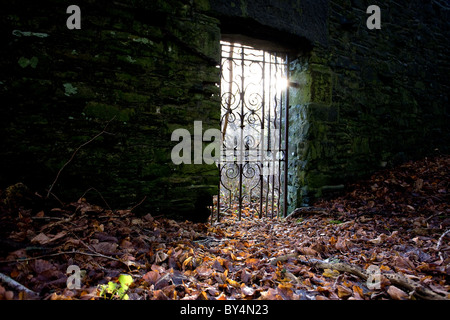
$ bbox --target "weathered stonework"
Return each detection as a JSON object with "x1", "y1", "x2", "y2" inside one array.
[
  {"x1": 288, "y1": 0, "x2": 450, "y2": 210},
  {"x1": 1, "y1": 0, "x2": 449, "y2": 219},
  {"x1": 1, "y1": 0, "x2": 221, "y2": 221}
]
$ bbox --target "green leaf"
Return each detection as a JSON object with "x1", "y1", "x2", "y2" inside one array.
[
  {"x1": 118, "y1": 274, "x2": 133, "y2": 290},
  {"x1": 107, "y1": 281, "x2": 118, "y2": 293},
  {"x1": 329, "y1": 219, "x2": 344, "y2": 225},
  {"x1": 18, "y1": 57, "x2": 29, "y2": 68},
  {"x1": 29, "y1": 56, "x2": 39, "y2": 68},
  {"x1": 98, "y1": 285, "x2": 106, "y2": 297},
  {"x1": 63, "y1": 83, "x2": 78, "y2": 96}
]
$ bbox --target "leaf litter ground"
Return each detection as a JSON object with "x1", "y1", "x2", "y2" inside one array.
[{"x1": 0, "y1": 156, "x2": 448, "y2": 300}]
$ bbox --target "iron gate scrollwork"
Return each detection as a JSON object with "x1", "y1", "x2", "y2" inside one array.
[{"x1": 215, "y1": 41, "x2": 289, "y2": 221}]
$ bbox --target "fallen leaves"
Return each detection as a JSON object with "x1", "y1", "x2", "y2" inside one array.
[
  {"x1": 31, "y1": 231, "x2": 67, "y2": 245},
  {"x1": 0, "y1": 156, "x2": 449, "y2": 300},
  {"x1": 387, "y1": 285, "x2": 409, "y2": 300}
]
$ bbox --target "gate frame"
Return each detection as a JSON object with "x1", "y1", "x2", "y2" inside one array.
[{"x1": 215, "y1": 40, "x2": 290, "y2": 221}]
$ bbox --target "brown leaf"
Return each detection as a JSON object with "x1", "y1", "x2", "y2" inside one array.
[
  {"x1": 387, "y1": 285, "x2": 409, "y2": 300},
  {"x1": 337, "y1": 285, "x2": 352, "y2": 298},
  {"x1": 63, "y1": 239, "x2": 81, "y2": 251},
  {"x1": 196, "y1": 265, "x2": 214, "y2": 278},
  {"x1": 36, "y1": 210, "x2": 45, "y2": 217},
  {"x1": 51, "y1": 231, "x2": 67, "y2": 243},
  {"x1": 212, "y1": 258, "x2": 225, "y2": 272},
  {"x1": 227, "y1": 278, "x2": 240, "y2": 288},
  {"x1": 196, "y1": 291, "x2": 208, "y2": 300},
  {"x1": 393, "y1": 256, "x2": 415, "y2": 270},
  {"x1": 217, "y1": 292, "x2": 227, "y2": 300},
  {"x1": 155, "y1": 251, "x2": 168, "y2": 264},
  {"x1": 182, "y1": 256, "x2": 194, "y2": 270},
  {"x1": 322, "y1": 269, "x2": 340, "y2": 278},
  {"x1": 120, "y1": 239, "x2": 133, "y2": 249},
  {"x1": 91, "y1": 242, "x2": 118, "y2": 254},
  {"x1": 31, "y1": 231, "x2": 67, "y2": 245},
  {"x1": 244, "y1": 258, "x2": 260, "y2": 268},
  {"x1": 335, "y1": 236, "x2": 348, "y2": 251},
  {"x1": 298, "y1": 246, "x2": 318, "y2": 256},
  {"x1": 241, "y1": 285, "x2": 255, "y2": 297},
  {"x1": 368, "y1": 233, "x2": 388, "y2": 244},
  {"x1": 31, "y1": 233, "x2": 51, "y2": 245},
  {"x1": 240, "y1": 268, "x2": 252, "y2": 284},
  {"x1": 258, "y1": 288, "x2": 282, "y2": 300},
  {"x1": 151, "y1": 264, "x2": 165, "y2": 273},
  {"x1": 32, "y1": 259, "x2": 54, "y2": 274},
  {"x1": 277, "y1": 283, "x2": 294, "y2": 300},
  {"x1": 154, "y1": 273, "x2": 171, "y2": 290},
  {"x1": 352, "y1": 285, "x2": 364, "y2": 300},
  {"x1": 143, "y1": 271, "x2": 160, "y2": 285},
  {"x1": 414, "y1": 178, "x2": 424, "y2": 191}
]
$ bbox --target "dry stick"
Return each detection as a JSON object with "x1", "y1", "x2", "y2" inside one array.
[
  {"x1": 0, "y1": 250, "x2": 120, "y2": 264},
  {"x1": 0, "y1": 272, "x2": 38, "y2": 297},
  {"x1": 46, "y1": 117, "x2": 116, "y2": 199},
  {"x1": 79, "y1": 187, "x2": 113, "y2": 211},
  {"x1": 436, "y1": 229, "x2": 450, "y2": 251},
  {"x1": 129, "y1": 196, "x2": 147, "y2": 212},
  {"x1": 269, "y1": 255, "x2": 447, "y2": 300},
  {"x1": 47, "y1": 191, "x2": 65, "y2": 207}
]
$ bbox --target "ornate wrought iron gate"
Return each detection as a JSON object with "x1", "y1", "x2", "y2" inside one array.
[{"x1": 215, "y1": 41, "x2": 289, "y2": 221}]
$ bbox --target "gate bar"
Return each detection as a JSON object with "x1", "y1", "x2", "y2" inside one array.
[{"x1": 283, "y1": 55, "x2": 290, "y2": 217}]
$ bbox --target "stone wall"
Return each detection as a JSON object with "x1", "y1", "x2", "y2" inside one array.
[
  {"x1": 1, "y1": 0, "x2": 449, "y2": 219},
  {"x1": 287, "y1": 0, "x2": 450, "y2": 210},
  {"x1": 0, "y1": 0, "x2": 221, "y2": 221}
]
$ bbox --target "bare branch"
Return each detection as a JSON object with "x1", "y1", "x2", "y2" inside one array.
[
  {"x1": 436, "y1": 229, "x2": 450, "y2": 251},
  {"x1": 0, "y1": 272, "x2": 39, "y2": 298},
  {"x1": 46, "y1": 117, "x2": 116, "y2": 199},
  {"x1": 79, "y1": 187, "x2": 113, "y2": 211},
  {"x1": 129, "y1": 196, "x2": 147, "y2": 212}
]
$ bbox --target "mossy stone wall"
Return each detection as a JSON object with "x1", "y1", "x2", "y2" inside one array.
[
  {"x1": 1, "y1": 0, "x2": 449, "y2": 218},
  {"x1": 287, "y1": 0, "x2": 450, "y2": 209},
  {"x1": 1, "y1": 0, "x2": 221, "y2": 221}
]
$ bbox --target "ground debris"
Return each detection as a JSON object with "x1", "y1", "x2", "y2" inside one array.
[{"x1": 0, "y1": 155, "x2": 449, "y2": 300}]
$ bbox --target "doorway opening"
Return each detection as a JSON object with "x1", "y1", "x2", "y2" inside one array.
[{"x1": 214, "y1": 40, "x2": 289, "y2": 221}]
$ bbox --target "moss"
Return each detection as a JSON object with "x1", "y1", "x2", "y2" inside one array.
[
  {"x1": 239, "y1": 0, "x2": 248, "y2": 16},
  {"x1": 12, "y1": 30, "x2": 49, "y2": 38},
  {"x1": 63, "y1": 83, "x2": 78, "y2": 96},
  {"x1": 83, "y1": 102, "x2": 135, "y2": 121},
  {"x1": 194, "y1": 0, "x2": 210, "y2": 11},
  {"x1": 142, "y1": 163, "x2": 170, "y2": 178},
  {"x1": 18, "y1": 56, "x2": 39, "y2": 69},
  {"x1": 309, "y1": 65, "x2": 333, "y2": 105},
  {"x1": 114, "y1": 90, "x2": 149, "y2": 104}
]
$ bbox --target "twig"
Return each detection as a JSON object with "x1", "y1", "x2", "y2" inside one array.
[
  {"x1": 432, "y1": 0, "x2": 450, "y2": 10},
  {"x1": 31, "y1": 216, "x2": 64, "y2": 221},
  {"x1": 129, "y1": 196, "x2": 147, "y2": 212},
  {"x1": 0, "y1": 272, "x2": 39, "y2": 298},
  {"x1": 79, "y1": 187, "x2": 113, "y2": 211},
  {"x1": 47, "y1": 191, "x2": 65, "y2": 207},
  {"x1": 46, "y1": 117, "x2": 116, "y2": 199},
  {"x1": 270, "y1": 255, "x2": 448, "y2": 300},
  {"x1": 424, "y1": 211, "x2": 443, "y2": 222},
  {"x1": 0, "y1": 250, "x2": 121, "y2": 264},
  {"x1": 436, "y1": 229, "x2": 450, "y2": 251}
]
